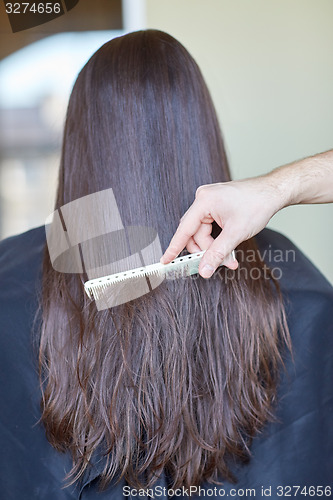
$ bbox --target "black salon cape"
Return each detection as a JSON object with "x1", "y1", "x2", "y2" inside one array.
[{"x1": 0, "y1": 226, "x2": 332, "y2": 500}]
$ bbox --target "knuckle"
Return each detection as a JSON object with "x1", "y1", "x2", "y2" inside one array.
[
  {"x1": 175, "y1": 226, "x2": 192, "y2": 240},
  {"x1": 181, "y1": 231, "x2": 193, "y2": 240},
  {"x1": 195, "y1": 185, "x2": 208, "y2": 198},
  {"x1": 209, "y1": 249, "x2": 225, "y2": 264}
]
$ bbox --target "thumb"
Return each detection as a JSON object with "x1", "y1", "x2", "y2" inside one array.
[{"x1": 199, "y1": 229, "x2": 239, "y2": 278}]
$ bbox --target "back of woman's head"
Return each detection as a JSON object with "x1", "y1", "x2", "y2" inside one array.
[
  {"x1": 56, "y1": 29, "x2": 229, "y2": 247},
  {"x1": 40, "y1": 30, "x2": 290, "y2": 491}
]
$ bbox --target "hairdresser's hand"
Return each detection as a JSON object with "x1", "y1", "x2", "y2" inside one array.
[
  {"x1": 160, "y1": 177, "x2": 284, "y2": 278},
  {"x1": 160, "y1": 150, "x2": 333, "y2": 277}
]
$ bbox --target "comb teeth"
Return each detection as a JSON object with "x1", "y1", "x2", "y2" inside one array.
[{"x1": 84, "y1": 250, "x2": 234, "y2": 301}]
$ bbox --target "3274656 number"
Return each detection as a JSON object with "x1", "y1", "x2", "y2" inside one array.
[
  {"x1": 5, "y1": 3, "x2": 61, "y2": 14},
  {"x1": 277, "y1": 485, "x2": 332, "y2": 496}
]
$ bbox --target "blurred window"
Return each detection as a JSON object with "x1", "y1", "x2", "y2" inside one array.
[{"x1": 0, "y1": 31, "x2": 124, "y2": 239}]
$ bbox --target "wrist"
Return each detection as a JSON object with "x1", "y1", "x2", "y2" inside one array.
[
  {"x1": 261, "y1": 168, "x2": 292, "y2": 214},
  {"x1": 267, "y1": 165, "x2": 299, "y2": 213}
]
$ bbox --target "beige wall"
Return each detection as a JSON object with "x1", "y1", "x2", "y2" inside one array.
[{"x1": 146, "y1": 0, "x2": 333, "y2": 284}]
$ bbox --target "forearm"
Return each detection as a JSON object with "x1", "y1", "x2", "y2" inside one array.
[{"x1": 266, "y1": 149, "x2": 333, "y2": 209}]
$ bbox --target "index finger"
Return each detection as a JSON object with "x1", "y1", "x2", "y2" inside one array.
[{"x1": 160, "y1": 202, "x2": 203, "y2": 264}]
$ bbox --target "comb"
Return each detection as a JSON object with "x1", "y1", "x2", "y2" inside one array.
[{"x1": 84, "y1": 250, "x2": 235, "y2": 301}]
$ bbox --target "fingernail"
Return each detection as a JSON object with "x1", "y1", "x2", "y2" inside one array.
[{"x1": 201, "y1": 264, "x2": 214, "y2": 278}]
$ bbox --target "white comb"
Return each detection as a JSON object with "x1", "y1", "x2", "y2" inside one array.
[{"x1": 84, "y1": 250, "x2": 235, "y2": 301}]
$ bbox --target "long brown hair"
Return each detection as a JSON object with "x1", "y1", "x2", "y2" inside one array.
[{"x1": 39, "y1": 30, "x2": 291, "y2": 490}]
